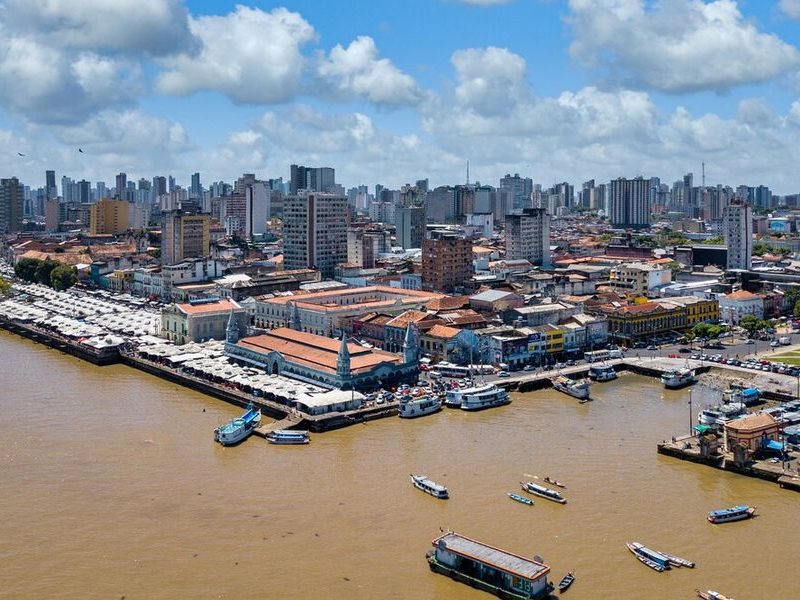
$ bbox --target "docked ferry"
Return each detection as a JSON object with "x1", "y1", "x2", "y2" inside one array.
[
  {"x1": 661, "y1": 368, "x2": 696, "y2": 389},
  {"x1": 588, "y1": 365, "x2": 617, "y2": 382},
  {"x1": 520, "y1": 481, "x2": 567, "y2": 504},
  {"x1": 399, "y1": 396, "x2": 442, "y2": 418},
  {"x1": 707, "y1": 505, "x2": 756, "y2": 524},
  {"x1": 551, "y1": 375, "x2": 590, "y2": 400},
  {"x1": 266, "y1": 429, "x2": 310, "y2": 445},
  {"x1": 214, "y1": 404, "x2": 261, "y2": 446},
  {"x1": 411, "y1": 474, "x2": 449, "y2": 499},
  {"x1": 698, "y1": 402, "x2": 747, "y2": 427},
  {"x1": 460, "y1": 384, "x2": 510, "y2": 411}
]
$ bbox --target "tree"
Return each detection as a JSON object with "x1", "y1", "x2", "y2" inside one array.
[
  {"x1": 0, "y1": 276, "x2": 11, "y2": 296},
  {"x1": 793, "y1": 300, "x2": 800, "y2": 318},
  {"x1": 740, "y1": 314, "x2": 760, "y2": 336},
  {"x1": 705, "y1": 235, "x2": 724, "y2": 245},
  {"x1": 34, "y1": 259, "x2": 58, "y2": 286},
  {"x1": 14, "y1": 257, "x2": 40, "y2": 282},
  {"x1": 666, "y1": 260, "x2": 683, "y2": 277},
  {"x1": 50, "y1": 265, "x2": 77, "y2": 291}
]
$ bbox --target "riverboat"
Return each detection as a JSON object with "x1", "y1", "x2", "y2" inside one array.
[
  {"x1": 507, "y1": 492, "x2": 534, "y2": 506},
  {"x1": 427, "y1": 531, "x2": 553, "y2": 600},
  {"x1": 698, "y1": 402, "x2": 747, "y2": 427},
  {"x1": 551, "y1": 375, "x2": 590, "y2": 400},
  {"x1": 661, "y1": 368, "x2": 696, "y2": 389},
  {"x1": 557, "y1": 572, "x2": 575, "y2": 593},
  {"x1": 213, "y1": 404, "x2": 261, "y2": 446},
  {"x1": 626, "y1": 542, "x2": 668, "y2": 572},
  {"x1": 588, "y1": 365, "x2": 617, "y2": 382},
  {"x1": 520, "y1": 481, "x2": 567, "y2": 504},
  {"x1": 399, "y1": 396, "x2": 442, "y2": 418},
  {"x1": 723, "y1": 386, "x2": 761, "y2": 406},
  {"x1": 460, "y1": 384, "x2": 510, "y2": 411},
  {"x1": 265, "y1": 429, "x2": 310, "y2": 445},
  {"x1": 707, "y1": 505, "x2": 755, "y2": 524},
  {"x1": 696, "y1": 590, "x2": 734, "y2": 600},
  {"x1": 411, "y1": 474, "x2": 449, "y2": 499}
]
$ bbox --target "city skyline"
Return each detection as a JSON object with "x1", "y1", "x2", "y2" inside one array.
[{"x1": 1, "y1": 0, "x2": 800, "y2": 193}]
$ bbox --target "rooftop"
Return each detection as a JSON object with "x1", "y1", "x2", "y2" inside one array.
[
  {"x1": 176, "y1": 298, "x2": 241, "y2": 316},
  {"x1": 725, "y1": 290, "x2": 760, "y2": 301},
  {"x1": 433, "y1": 532, "x2": 549, "y2": 580},
  {"x1": 725, "y1": 412, "x2": 777, "y2": 433}
]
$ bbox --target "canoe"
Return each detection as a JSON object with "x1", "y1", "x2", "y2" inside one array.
[
  {"x1": 696, "y1": 590, "x2": 734, "y2": 600},
  {"x1": 558, "y1": 572, "x2": 574, "y2": 593},
  {"x1": 543, "y1": 476, "x2": 567, "y2": 489},
  {"x1": 507, "y1": 492, "x2": 534, "y2": 505},
  {"x1": 658, "y1": 549, "x2": 695, "y2": 568}
]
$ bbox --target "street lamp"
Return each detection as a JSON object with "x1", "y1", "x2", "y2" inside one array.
[{"x1": 688, "y1": 389, "x2": 693, "y2": 438}]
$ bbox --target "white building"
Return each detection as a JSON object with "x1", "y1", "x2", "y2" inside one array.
[
  {"x1": 724, "y1": 200, "x2": 753, "y2": 270},
  {"x1": 609, "y1": 177, "x2": 651, "y2": 229},
  {"x1": 609, "y1": 262, "x2": 671, "y2": 296},
  {"x1": 245, "y1": 181, "x2": 269, "y2": 237},
  {"x1": 283, "y1": 193, "x2": 348, "y2": 278},
  {"x1": 505, "y1": 208, "x2": 550, "y2": 267},
  {"x1": 719, "y1": 290, "x2": 763, "y2": 324}
]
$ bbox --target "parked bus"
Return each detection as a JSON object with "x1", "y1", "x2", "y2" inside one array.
[
  {"x1": 432, "y1": 362, "x2": 472, "y2": 378},
  {"x1": 584, "y1": 350, "x2": 610, "y2": 363}
]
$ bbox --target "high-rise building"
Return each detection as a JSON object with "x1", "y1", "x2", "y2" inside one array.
[
  {"x1": 421, "y1": 234, "x2": 473, "y2": 293},
  {"x1": 608, "y1": 177, "x2": 651, "y2": 229},
  {"x1": 89, "y1": 198, "x2": 131, "y2": 235},
  {"x1": 45, "y1": 199, "x2": 60, "y2": 232},
  {"x1": 500, "y1": 173, "x2": 533, "y2": 211},
  {"x1": 45, "y1": 170, "x2": 56, "y2": 199},
  {"x1": 190, "y1": 172, "x2": 202, "y2": 199},
  {"x1": 153, "y1": 176, "x2": 167, "y2": 197},
  {"x1": 505, "y1": 208, "x2": 550, "y2": 267},
  {"x1": 161, "y1": 210, "x2": 211, "y2": 266},
  {"x1": 0, "y1": 177, "x2": 24, "y2": 233},
  {"x1": 290, "y1": 165, "x2": 336, "y2": 194},
  {"x1": 394, "y1": 205, "x2": 426, "y2": 249},
  {"x1": 245, "y1": 182, "x2": 269, "y2": 238},
  {"x1": 283, "y1": 193, "x2": 348, "y2": 278},
  {"x1": 115, "y1": 173, "x2": 127, "y2": 197},
  {"x1": 723, "y1": 200, "x2": 752, "y2": 271}
]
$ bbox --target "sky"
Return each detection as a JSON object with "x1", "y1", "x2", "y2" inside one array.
[{"x1": 1, "y1": 0, "x2": 800, "y2": 193}]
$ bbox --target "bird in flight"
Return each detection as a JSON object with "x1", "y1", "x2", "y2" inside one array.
[
  {"x1": 78, "y1": 148, "x2": 84, "y2": 153},
  {"x1": 17, "y1": 152, "x2": 25, "y2": 157}
]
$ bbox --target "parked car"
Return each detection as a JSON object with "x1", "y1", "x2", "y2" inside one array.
[
  {"x1": 647, "y1": 345, "x2": 658, "y2": 351},
  {"x1": 497, "y1": 371, "x2": 510, "y2": 378},
  {"x1": 523, "y1": 365, "x2": 535, "y2": 371},
  {"x1": 771, "y1": 340, "x2": 779, "y2": 347},
  {"x1": 745, "y1": 339, "x2": 755, "y2": 344},
  {"x1": 679, "y1": 348, "x2": 692, "y2": 353}
]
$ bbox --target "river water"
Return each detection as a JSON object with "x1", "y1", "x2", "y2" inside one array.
[{"x1": 1, "y1": 330, "x2": 798, "y2": 600}]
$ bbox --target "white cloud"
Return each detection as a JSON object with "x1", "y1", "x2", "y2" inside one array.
[
  {"x1": 317, "y1": 36, "x2": 423, "y2": 106},
  {"x1": 157, "y1": 6, "x2": 316, "y2": 104},
  {"x1": 568, "y1": 0, "x2": 800, "y2": 93},
  {"x1": 0, "y1": 0, "x2": 194, "y2": 56},
  {"x1": 451, "y1": 47, "x2": 529, "y2": 116},
  {"x1": 780, "y1": 0, "x2": 800, "y2": 19}
]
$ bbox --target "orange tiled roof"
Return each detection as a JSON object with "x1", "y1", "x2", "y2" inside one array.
[
  {"x1": 177, "y1": 298, "x2": 241, "y2": 315},
  {"x1": 425, "y1": 295, "x2": 470, "y2": 311},
  {"x1": 726, "y1": 290, "x2": 759, "y2": 301},
  {"x1": 725, "y1": 413, "x2": 777, "y2": 432},
  {"x1": 385, "y1": 310, "x2": 432, "y2": 328},
  {"x1": 423, "y1": 324, "x2": 463, "y2": 339}
]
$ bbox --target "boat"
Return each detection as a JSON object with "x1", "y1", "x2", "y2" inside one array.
[
  {"x1": 520, "y1": 481, "x2": 567, "y2": 504},
  {"x1": 557, "y1": 572, "x2": 574, "y2": 593},
  {"x1": 398, "y1": 395, "x2": 442, "y2": 418},
  {"x1": 213, "y1": 404, "x2": 261, "y2": 446},
  {"x1": 661, "y1": 368, "x2": 696, "y2": 389},
  {"x1": 265, "y1": 429, "x2": 310, "y2": 445},
  {"x1": 723, "y1": 386, "x2": 761, "y2": 406},
  {"x1": 460, "y1": 384, "x2": 510, "y2": 411},
  {"x1": 627, "y1": 542, "x2": 671, "y2": 570},
  {"x1": 543, "y1": 476, "x2": 566, "y2": 489},
  {"x1": 507, "y1": 492, "x2": 534, "y2": 506},
  {"x1": 626, "y1": 542, "x2": 667, "y2": 572},
  {"x1": 656, "y1": 549, "x2": 695, "y2": 568},
  {"x1": 551, "y1": 375, "x2": 591, "y2": 400},
  {"x1": 588, "y1": 365, "x2": 617, "y2": 382},
  {"x1": 411, "y1": 474, "x2": 449, "y2": 499},
  {"x1": 444, "y1": 387, "x2": 464, "y2": 408},
  {"x1": 698, "y1": 402, "x2": 747, "y2": 427},
  {"x1": 707, "y1": 505, "x2": 756, "y2": 524},
  {"x1": 696, "y1": 590, "x2": 734, "y2": 600}
]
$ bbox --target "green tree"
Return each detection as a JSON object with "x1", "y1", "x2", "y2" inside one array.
[
  {"x1": 14, "y1": 257, "x2": 40, "y2": 282},
  {"x1": 705, "y1": 235, "x2": 724, "y2": 245},
  {"x1": 34, "y1": 259, "x2": 58, "y2": 286},
  {"x1": 50, "y1": 265, "x2": 77, "y2": 291},
  {"x1": 0, "y1": 276, "x2": 12, "y2": 296},
  {"x1": 793, "y1": 300, "x2": 800, "y2": 318},
  {"x1": 740, "y1": 314, "x2": 760, "y2": 336}
]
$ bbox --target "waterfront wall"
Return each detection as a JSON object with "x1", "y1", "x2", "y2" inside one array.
[{"x1": 0, "y1": 317, "x2": 120, "y2": 365}]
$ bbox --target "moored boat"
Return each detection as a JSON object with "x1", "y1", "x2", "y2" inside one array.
[
  {"x1": 399, "y1": 396, "x2": 442, "y2": 418},
  {"x1": 520, "y1": 481, "x2": 567, "y2": 504},
  {"x1": 551, "y1": 375, "x2": 590, "y2": 400},
  {"x1": 626, "y1": 542, "x2": 667, "y2": 572},
  {"x1": 265, "y1": 429, "x2": 310, "y2": 445},
  {"x1": 588, "y1": 365, "x2": 617, "y2": 382},
  {"x1": 214, "y1": 404, "x2": 261, "y2": 446},
  {"x1": 696, "y1": 590, "x2": 735, "y2": 600},
  {"x1": 543, "y1": 476, "x2": 566, "y2": 489},
  {"x1": 707, "y1": 505, "x2": 755, "y2": 524},
  {"x1": 557, "y1": 572, "x2": 574, "y2": 593},
  {"x1": 656, "y1": 549, "x2": 695, "y2": 568},
  {"x1": 444, "y1": 387, "x2": 464, "y2": 408},
  {"x1": 698, "y1": 402, "x2": 746, "y2": 427},
  {"x1": 723, "y1": 386, "x2": 761, "y2": 406},
  {"x1": 507, "y1": 492, "x2": 534, "y2": 506},
  {"x1": 460, "y1": 384, "x2": 510, "y2": 411},
  {"x1": 661, "y1": 368, "x2": 696, "y2": 389},
  {"x1": 411, "y1": 474, "x2": 449, "y2": 499}
]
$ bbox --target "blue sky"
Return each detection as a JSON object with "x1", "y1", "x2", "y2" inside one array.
[{"x1": 1, "y1": 0, "x2": 800, "y2": 193}]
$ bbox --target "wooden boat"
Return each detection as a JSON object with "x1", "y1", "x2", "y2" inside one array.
[
  {"x1": 707, "y1": 505, "x2": 755, "y2": 524},
  {"x1": 696, "y1": 590, "x2": 734, "y2": 600},
  {"x1": 626, "y1": 542, "x2": 666, "y2": 572},
  {"x1": 507, "y1": 492, "x2": 534, "y2": 506},
  {"x1": 543, "y1": 476, "x2": 566, "y2": 489},
  {"x1": 657, "y1": 549, "x2": 695, "y2": 568},
  {"x1": 410, "y1": 474, "x2": 449, "y2": 499},
  {"x1": 520, "y1": 481, "x2": 567, "y2": 504},
  {"x1": 557, "y1": 572, "x2": 574, "y2": 593}
]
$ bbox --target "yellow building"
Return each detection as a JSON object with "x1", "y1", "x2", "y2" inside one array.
[
  {"x1": 660, "y1": 296, "x2": 719, "y2": 327},
  {"x1": 532, "y1": 324, "x2": 564, "y2": 354},
  {"x1": 89, "y1": 198, "x2": 130, "y2": 235}
]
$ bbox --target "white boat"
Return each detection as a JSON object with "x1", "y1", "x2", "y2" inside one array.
[
  {"x1": 399, "y1": 396, "x2": 442, "y2": 418},
  {"x1": 520, "y1": 481, "x2": 567, "y2": 504},
  {"x1": 266, "y1": 429, "x2": 310, "y2": 445},
  {"x1": 214, "y1": 405, "x2": 261, "y2": 446},
  {"x1": 551, "y1": 375, "x2": 590, "y2": 400},
  {"x1": 698, "y1": 402, "x2": 746, "y2": 427},
  {"x1": 707, "y1": 505, "x2": 755, "y2": 524},
  {"x1": 722, "y1": 386, "x2": 761, "y2": 406},
  {"x1": 410, "y1": 474, "x2": 449, "y2": 499},
  {"x1": 444, "y1": 387, "x2": 465, "y2": 408},
  {"x1": 460, "y1": 384, "x2": 510, "y2": 411},
  {"x1": 661, "y1": 368, "x2": 696, "y2": 389},
  {"x1": 697, "y1": 590, "x2": 734, "y2": 600},
  {"x1": 588, "y1": 365, "x2": 617, "y2": 382}
]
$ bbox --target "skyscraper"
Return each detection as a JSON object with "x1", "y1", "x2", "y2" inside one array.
[
  {"x1": 0, "y1": 177, "x2": 24, "y2": 233},
  {"x1": 283, "y1": 193, "x2": 348, "y2": 278},
  {"x1": 161, "y1": 210, "x2": 210, "y2": 265},
  {"x1": 190, "y1": 172, "x2": 202, "y2": 200},
  {"x1": 608, "y1": 177, "x2": 651, "y2": 229},
  {"x1": 394, "y1": 205, "x2": 426, "y2": 249},
  {"x1": 723, "y1": 200, "x2": 752, "y2": 271},
  {"x1": 505, "y1": 208, "x2": 550, "y2": 267},
  {"x1": 45, "y1": 170, "x2": 56, "y2": 199},
  {"x1": 115, "y1": 173, "x2": 127, "y2": 197},
  {"x1": 500, "y1": 173, "x2": 533, "y2": 211}
]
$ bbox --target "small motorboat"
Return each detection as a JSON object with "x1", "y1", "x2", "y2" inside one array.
[
  {"x1": 626, "y1": 542, "x2": 667, "y2": 572},
  {"x1": 543, "y1": 476, "x2": 566, "y2": 489},
  {"x1": 696, "y1": 590, "x2": 734, "y2": 600},
  {"x1": 707, "y1": 505, "x2": 756, "y2": 524},
  {"x1": 557, "y1": 572, "x2": 575, "y2": 593},
  {"x1": 507, "y1": 492, "x2": 534, "y2": 506}
]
